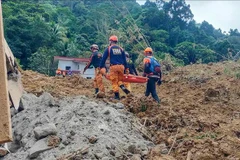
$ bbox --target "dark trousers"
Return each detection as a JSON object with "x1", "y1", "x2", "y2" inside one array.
[{"x1": 145, "y1": 77, "x2": 160, "y2": 103}]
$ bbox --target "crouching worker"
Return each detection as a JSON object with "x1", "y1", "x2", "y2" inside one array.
[
  {"x1": 99, "y1": 35, "x2": 130, "y2": 100},
  {"x1": 124, "y1": 52, "x2": 138, "y2": 92},
  {"x1": 143, "y1": 47, "x2": 162, "y2": 103},
  {"x1": 56, "y1": 68, "x2": 62, "y2": 77},
  {"x1": 83, "y1": 44, "x2": 105, "y2": 97}
]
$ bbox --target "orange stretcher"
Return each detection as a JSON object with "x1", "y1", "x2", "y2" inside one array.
[{"x1": 105, "y1": 74, "x2": 148, "y2": 83}]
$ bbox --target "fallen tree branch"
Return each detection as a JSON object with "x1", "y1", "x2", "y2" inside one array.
[
  {"x1": 111, "y1": 143, "x2": 129, "y2": 159},
  {"x1": 132, "y1": 122, "x2": 152, "y2": 142},
  {"x1": 186, "y1": 151, "x2": 192, "y2": 160},
  {"x1": 168, "y1": 128, "x2": 179, "y2": 155},
  {"x1": 57, "y1": 146, "x2": 89, "y2": 160}
]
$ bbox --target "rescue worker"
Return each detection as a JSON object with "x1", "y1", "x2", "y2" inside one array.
[
  {"x1": 83, "y1": 44, "x2": 105, "y2": 96},
  {"x1": 99, "y1": 35, "x2": 130, "y2": 100},
  {"x1": 143, "y1": 47, "x2": 161, "y2": 103},
  {"x1": 67, "y1": 69, "x2": 73, "y2": 76},
  {"x1": 62, "y1": 70, "x2": 66, "y2": 77},
  {"x1": 124, "y1": 52, "x2": 138, "y2": 92},
  {"x1": 56, "y1": 68, "x2": 62, "y2": 76}
]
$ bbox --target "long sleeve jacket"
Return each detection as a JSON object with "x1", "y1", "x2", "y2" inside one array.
[{"x1": 100, "y1": 44, "x2": 128, "y2": 69}]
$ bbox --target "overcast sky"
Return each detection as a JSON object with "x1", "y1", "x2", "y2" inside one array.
[{"x1": 136, "y1": 0, "x2": 240, "y2": 32}]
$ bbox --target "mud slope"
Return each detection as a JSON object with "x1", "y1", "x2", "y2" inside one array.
[{"x1": 20, "y1": 61, "x2": 240, "y2": 160}]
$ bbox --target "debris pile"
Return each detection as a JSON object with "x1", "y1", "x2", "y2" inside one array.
[
  {"x1": 2, "y1": 92, "x2": 155, "y2": 160},
  {"x1": 22, "y1": 70, "x2": 94, "y2": 97},
  {"x1": 5, "y1": 60, "x2": 240, "y2": 160},
  {"x1": 123, "y1": 61, "x2": 240, "y2": 159}
]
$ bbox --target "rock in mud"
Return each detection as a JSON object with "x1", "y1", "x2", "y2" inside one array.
[
  {"x1": 0, "y1": 148, "x2": 8, "y2": 157},
  {"x1": 3, "y1": 93, "x2": 153, "y2": 160},
  {"x1": 28, "y1": 137, "x2": 53, "y2": 158},
  {"x1": 130, "y1": 154, "x2": 141, "y2": 160},
  {"x1": 33, "y1": 123, "x2": 57, "y2": 140}
]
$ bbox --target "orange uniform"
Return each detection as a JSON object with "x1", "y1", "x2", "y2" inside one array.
[
  {"x1": 99, "y1": 35, "x2": 130, "y2": 100},
  {"x1": 56, "y1": 69, "x2": 61, "y2": 76},
  {"x1": 84, "y1": 44, "x2": 105, "y2": 95},
  {"x1": 94, "y1": 68, "x2": 105, "y2": 93}
]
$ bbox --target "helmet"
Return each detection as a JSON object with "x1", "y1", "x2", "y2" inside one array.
[
  {"x1": 125, "y1": 52, "x2": 129, "y2": 58},
  {"x1": 144, "y1": 47, "x2": 153, "y2": 53},
  {"x1": 109, "y1": 35, "x2": 118, "y2": 42},
  {"x1": 90, "y1": 44, "x2": 99, "y2": 50}
]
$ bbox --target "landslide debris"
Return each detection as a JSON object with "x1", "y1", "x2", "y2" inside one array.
[
  {"x1": 2, "y1": 93, "x2": 154, "y2": 160},
  {"x1": 123, "y1": 61, "x2": 240, "y2": 160},
  {"x1": 13, "y1": 60, "x2": 240, "y2": 160}
]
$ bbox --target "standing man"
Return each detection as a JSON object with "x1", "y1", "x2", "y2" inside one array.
[
  {"x1": 67, "y1": 68, "x2": 73, "y2": 76},
  {"x1": 83, "y1": 44, "x2": 105, "y2": 96},
  {"x1": 99, "y1": 35, "x2": 130, "y2": 100},
  {"x1": 124, "y1": 52, "x2": 138, "y2": 92},
  {"x1": 143, "y1": 47, "x2": 162, "y2": 103}
]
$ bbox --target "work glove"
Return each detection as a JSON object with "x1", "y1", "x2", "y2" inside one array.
[
  {"x1": 96, "y1": 67, "x2": 100, "y2": 74},
  {"x1": 125, "y1": 68, "x2": 130, "y2": 75},
  {"x1": 100, "y1": 68, "x2": 106, "y2": 76},
  {"x1": 157, "y1": 79, "x2": 162, "y2": 86}
]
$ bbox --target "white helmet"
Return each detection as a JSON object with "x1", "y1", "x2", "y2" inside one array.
[{"x1": 90, "y1": 44, "x2": 99, "y2": 50}]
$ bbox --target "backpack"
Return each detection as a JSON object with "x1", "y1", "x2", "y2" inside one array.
[{"x1": 149, "y1": 57, "x2": 161, "y2": 74}]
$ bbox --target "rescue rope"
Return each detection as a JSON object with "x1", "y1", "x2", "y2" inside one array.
[
  {"x1": 119, "y1": 0, "x2": 151, "y2": 47},
  {"x1": 107, "y1": 0, "x2": 149, "y2": 49},
  {"x1": 93, "y1": 9, "x2": 145, "y2": 49}
]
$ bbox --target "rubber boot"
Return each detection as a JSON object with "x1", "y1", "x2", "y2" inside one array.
[
  {"x1": 95, "y1": 88, "x2": 99, "y2": 94},
  {"x1": 120, "y1": 85, "x2": 130, "y2": 94},
  {"x1": 114, "y1": 92, "x2": 120, "y2": 100}
]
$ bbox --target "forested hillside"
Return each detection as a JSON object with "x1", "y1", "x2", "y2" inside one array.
[{"x1": 2, "y1": 0, "x2": 240, "y2": 75}]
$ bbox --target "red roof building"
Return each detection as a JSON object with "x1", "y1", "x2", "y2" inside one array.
[{"x1": 54, "y1": 56, "x2": 94, "y2": 79}]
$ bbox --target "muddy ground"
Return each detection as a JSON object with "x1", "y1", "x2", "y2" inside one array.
[
  {"x1": 2, "y1": 92, "x2": 154, "y2": 160},
  {"x1": 19, "y1": 61, "x2": 240, "y2": 160}
]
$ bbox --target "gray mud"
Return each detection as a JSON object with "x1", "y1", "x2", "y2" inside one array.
[{"x1": 2, "y1": 93, "x2": 154, "y2": 160}]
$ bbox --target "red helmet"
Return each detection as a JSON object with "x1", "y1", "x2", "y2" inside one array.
[
  {"x1": 144, "y1": 47, "x2": 153, "y2": 53},
  {"x1": 109, "y1": 35, "x2": 118, "y2": 42}
]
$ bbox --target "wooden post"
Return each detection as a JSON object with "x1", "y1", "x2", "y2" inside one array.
[{"x1": 0, "y1": 0, "x2": 12, "y2": 143}]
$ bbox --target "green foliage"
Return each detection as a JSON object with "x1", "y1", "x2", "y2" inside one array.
[
  {"x1": 141, "y1": 103, "x2": 147, "y2": 112},
  {"x1": 235, "y1": 72, "x2": 240, "y2": 79},
  {"x1": 195, "y1": 132, "x2": 218, "y2": 139},
  {"x1": 28, "y1": 47, "x2": 56, "y2": 75},
  {"x1": 213, "y1": 39, "x2": 234, "y2": 61},
  {"x1": 174, "y1": 42, "x2": 216, "y2": 65},
  {"x1": 2, "y1": 0, "x2": 238, "y2": 74},
  {"x1": 174, "y1": 42, "x2": 196, "y2": 64},
  {"x1": 195, "y1": 44, "x2": 217, "y2": 63},
  {"x1": 163, "y1": 53, "x2": 185, "y2": 67},
  {"x1": 224, "y1": 65, "x2": 240, "y2": 80},
  {"x1": 200, "y1": 21, "x2": 214, "y2": 37}
]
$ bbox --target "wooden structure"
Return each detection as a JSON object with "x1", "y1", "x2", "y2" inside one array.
[{"x1": 0, "y1": 1, "x2": 13, "y2": 143}]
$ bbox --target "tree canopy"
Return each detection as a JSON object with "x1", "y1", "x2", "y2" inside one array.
[{"x1": 2, "y1": 0, "x2": 240, "y2": 74}]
